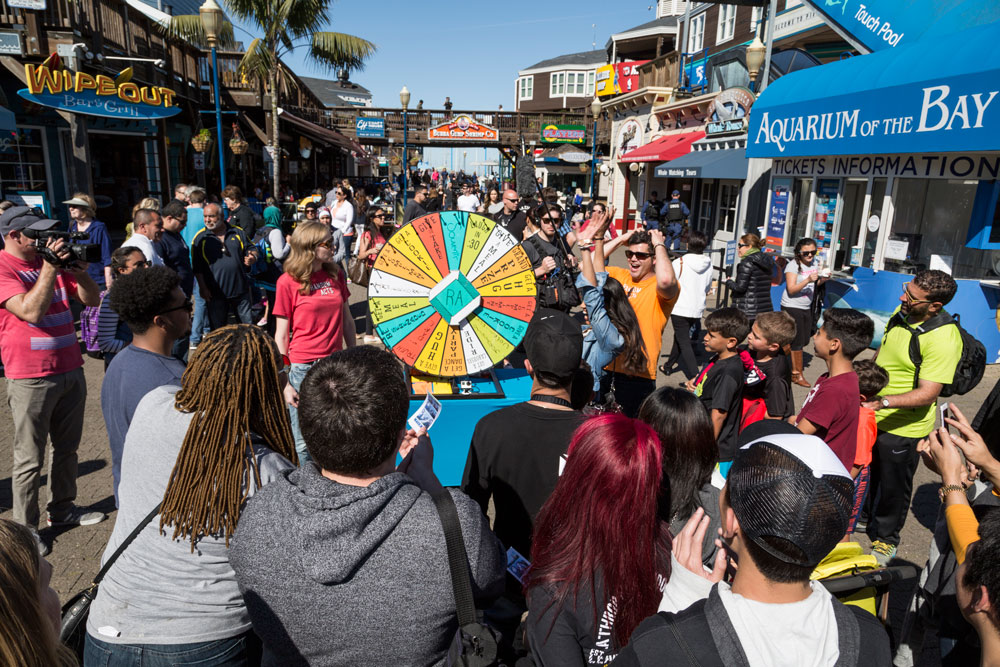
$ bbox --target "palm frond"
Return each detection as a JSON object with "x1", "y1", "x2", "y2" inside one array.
[
  {"x1": 308, "y1": 32, "x2": 376, "y2": 72},
  {"x1": 237, "y1": 37, "x2": 273, "y2": 82},
  {"x1": 163, "y1": 14, "x2": 237, "y2": 50}
]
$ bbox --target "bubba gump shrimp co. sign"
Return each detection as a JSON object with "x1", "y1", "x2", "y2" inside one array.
[{"x1": 17, "y1": 55, "x2": 181, "y2": 120}]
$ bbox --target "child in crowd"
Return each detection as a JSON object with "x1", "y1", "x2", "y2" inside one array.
[
  {"x1": 847, "y1": 359, "x2": 889, "y2": 534},
  {"x1": 685, "y1": 307, "x2": 750, "y2": 476},
  {"x1": 796, "y1": 308, "x2": 875, "y2": 470},
  {"x1": 744, "y1": 311, "x2": 796, "y2": 422}
]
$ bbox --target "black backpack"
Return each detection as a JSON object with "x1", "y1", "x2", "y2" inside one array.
[
  {"x1": 525, "y1": 235, "x2": 581, "y2": 312},
  {"x1": 885, "y1": 310, "x2": 986, "y2": 397}
]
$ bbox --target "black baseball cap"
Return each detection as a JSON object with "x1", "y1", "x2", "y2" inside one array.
[
  {"x1": 522, "y1": 308, "x2": 583, "y2": 382},
  {"x1": 728, "y1": 433, "x2": 854, "y2": 568},
  {"x1": 0, "y1": 206, "x2": 60, "y2": 236},
  {"x1": 304, "y1": 201, "x2": 321, "y2": 210}
]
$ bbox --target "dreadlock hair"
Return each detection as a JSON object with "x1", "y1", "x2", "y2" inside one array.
[{"x1": 160, "y1": 324, "x2": 297, "y2": 549}]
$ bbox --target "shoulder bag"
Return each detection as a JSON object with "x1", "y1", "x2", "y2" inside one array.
[
  {"x1": 431, "y1": 490, "x2": 504, "y2": 667},
  {"x1": 59, "y1": 503, "x2": 161, "y2": 656}
]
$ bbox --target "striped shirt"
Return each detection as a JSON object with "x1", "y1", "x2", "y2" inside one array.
[{"x1": 0, "y1": 251, "x2": 83, "y2": 378}]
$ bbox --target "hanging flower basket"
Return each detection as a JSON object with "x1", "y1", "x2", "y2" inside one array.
[
  {"x1": 230, "y1": 138, "x2": 249, "y2": 155},
  {"x1": 191, "y1": 131, "x2": 211, "y2": 153}
]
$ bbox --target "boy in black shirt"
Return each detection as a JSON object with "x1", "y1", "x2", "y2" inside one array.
[
  {"x1": 745, "y1": 311, "x2": 796, "y2": 420},
  {"x1": 685, "y1": 307, "x2": 749, "y2": 474}
]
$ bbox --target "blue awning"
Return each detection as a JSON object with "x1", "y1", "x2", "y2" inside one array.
[
  {"x1": 655, "y1": 149, "x2": 748, "y2": 180},
  {"x1": 747, "y1": 20, "x2": 1000, "y2": 158},
  {"x1": 0, "y1": 106, "x2": 15, "y2": 136}
]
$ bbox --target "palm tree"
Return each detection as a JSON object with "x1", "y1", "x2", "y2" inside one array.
[{"x1": 169, "y1": 0, "x2": 375, "y2": 199}]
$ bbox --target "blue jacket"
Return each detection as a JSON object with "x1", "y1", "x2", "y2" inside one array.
[{"x1": 577, "y1": 271, "x2": 624, "y2": 393}]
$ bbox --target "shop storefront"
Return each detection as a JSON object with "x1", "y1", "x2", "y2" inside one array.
[{"x1": 747, "y1": 19, "x2": 1000, "y2": 356}]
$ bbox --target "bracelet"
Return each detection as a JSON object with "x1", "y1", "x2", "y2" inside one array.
[
  {"x1": 654, "y1": 243, "x2": 667, "y2": 251},
  {"x1": 938, "y1": 484, "x2": 965, "y2": 502}
]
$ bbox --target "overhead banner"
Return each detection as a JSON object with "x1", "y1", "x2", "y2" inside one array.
[
  {"x1": 595, "y1": 60, "x2": 649, "y2": 97},
  {"x1": 800, "y1": 0, "x2": 1000, "y2": 53},
  {"x1": 747, "y1": 21, "x2": 1000, "y2": 158},
  {"x1": 427, "y1": 115, "x2": 498, "y2": 142},
  {"x1": 17, "y1": 58, "x2": 179, "y2": 120},
  {"x1": 540, "y1": 124, "x2": 586, "y2": 145}
]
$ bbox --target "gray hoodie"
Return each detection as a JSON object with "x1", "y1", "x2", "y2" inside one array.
[{"x1": 230, "y1": 466, "x2": 505, "y2": 666}]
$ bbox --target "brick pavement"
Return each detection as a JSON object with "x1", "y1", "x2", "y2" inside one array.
[{"x1": 0, "y1": 280, "x2": 995, "y2": 666}]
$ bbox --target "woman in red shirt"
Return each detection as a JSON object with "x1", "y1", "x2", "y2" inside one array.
[
  {"x1": 274, "y1": 221, "x2": 356, "y2": 464},
  {"x1": 355, "y1": 206, "x2": 391, "y2": 344}
]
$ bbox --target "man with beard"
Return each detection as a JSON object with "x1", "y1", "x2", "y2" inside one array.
[{"x1": 860, "y1": 270, "x2": 961, "y2": 565}]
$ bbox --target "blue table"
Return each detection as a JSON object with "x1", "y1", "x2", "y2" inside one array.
[{"x1": 407, "y1": 368, "x2": 533, "y2": 486}]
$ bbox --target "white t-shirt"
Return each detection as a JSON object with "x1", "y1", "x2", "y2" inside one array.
[
  {"x1": 780, "y1": 259, "x2": 818, "y2": 310},
  {"x1": 121, "y1": 234, "x2": 164, "y2": 266},
  {"x1": 457, "y1": 195, "x2": 480, "y2": 213},
  {"x1": 330, "y1": 201, "x2": 355, "y2": 234}
]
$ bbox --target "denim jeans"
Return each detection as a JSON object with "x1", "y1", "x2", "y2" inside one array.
[
  {"x1": 287, "y1": 361, "x2": 316, "y2": 465},
  {"x1": 84, "y1": 631, "x2": 259, "y2": 666},
  {"x1": 191, "y1": 281, "x2": 209, "y2": 345},
  {"x1": 206, "y1": 293, "x2": 254, "y2": 330}
]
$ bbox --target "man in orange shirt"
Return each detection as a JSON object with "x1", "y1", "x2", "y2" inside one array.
[{"x1": 601, "y1": 226, "x2": 679, "y2": 416}]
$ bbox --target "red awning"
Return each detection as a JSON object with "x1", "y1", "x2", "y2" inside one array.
[{"x1": 619, "y1": 131, "x2": 706, "y2": 163}]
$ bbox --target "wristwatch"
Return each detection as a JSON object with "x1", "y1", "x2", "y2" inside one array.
[
  {"x1": 880, "y1": 396, "x2": 891, "y2": 409},
  {"x1": 939, "y1": 484, "x2": 965, "y2": 502}
]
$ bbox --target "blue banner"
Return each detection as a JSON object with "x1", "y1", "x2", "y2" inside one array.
[
  {"x1": 17, "y1": 89, "x2": 180, "y2": 120},
  {"x1": 765, "y1": 178, "x2": 791, "y2": 252},
  {"x1": 747, "y1": 21, "x2": 1000, "y2": 158},
  {"x1": 802, "y1": 0, "x2": 1000, "y2": 53},
  {"x1": 356, "y1": 117, "x2": 385, "y2": 139}
]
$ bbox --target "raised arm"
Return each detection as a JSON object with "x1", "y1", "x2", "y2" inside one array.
[{"x1": 649, "y1": 228, "x2": 679, "y2": 300}]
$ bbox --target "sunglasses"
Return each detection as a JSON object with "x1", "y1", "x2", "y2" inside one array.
[
  {"x1": 316, "y1": 240, "x2": 332, "y2": 249},
  {"x1": 624, "y1": 250, "x2": 652, "y2": 261},
  {"x1": 738, "y1": 243, "x2": 749, "y2": 248},
  {"x1": 902, "y1": 282, "x2": 935, "y2": 305},
  {"x1": 504, "y1": 197, "x2": 519, "y2": 203},
  {"x1": 158, "y1": 298, "x2": 193, "y2": 316},
  {"x1": 800, "y1": 250, "x2": 817, "y2": 257}
]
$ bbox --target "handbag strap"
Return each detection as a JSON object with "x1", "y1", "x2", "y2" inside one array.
[
  {"x1": 91, "y1": 503, "x2": 161, "y2": 586},
  {"x1": 431, "y1": 490, "x2": 477, "y2": 627}
]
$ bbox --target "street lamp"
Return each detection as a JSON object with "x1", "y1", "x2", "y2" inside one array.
[
  {"x1": 746, "y1": 35, "x2": 767, "y2": 92},
  {"x1": 590, "y1": 97, "x2": 601, "y2": 198},
  {"x1": 200, "y1": 0, "x2": 226, "y2": 191},
  {"x1": 400, "y1": 85, "x2": 410, "y2": 208}
]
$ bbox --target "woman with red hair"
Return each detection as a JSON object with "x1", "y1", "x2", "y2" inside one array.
[{"x1": 525, "y1": 414, "x2": 670, "y2": 665}]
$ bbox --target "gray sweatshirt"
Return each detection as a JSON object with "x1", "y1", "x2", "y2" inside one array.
[{"x1": 230, "y1": 466, "x2": 506, "y2": 666}]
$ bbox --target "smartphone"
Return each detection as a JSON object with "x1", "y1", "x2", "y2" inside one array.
[{"x1": 940, "y1": 403, "x2": 967, "y2": 467}]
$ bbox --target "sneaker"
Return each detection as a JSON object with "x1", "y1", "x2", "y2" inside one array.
[
  {"x1": 870, "y1": 540, "x2": 897, "y2": 567},
  {"x1": 47, "y1": 506, "x2": 107, "y2": 528},
  {"x1": 363, "y1": 335, "x2": 380, "y2": 345},
  {"x1": 854, "y1": 519, "x2": 868, "y2": 533},
  {"x1": 29, "y1": 528, "x2": 51, "y2": 557}
]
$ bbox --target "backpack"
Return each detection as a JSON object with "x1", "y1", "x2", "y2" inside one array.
[
  {"x1": 740, "y1": 397, "x2": 768, "y2": 432},
  {"x1": 884, "y1": 310, "x2": 986, "y2": 397},
  {"x1": 525, "y1": 235, "x2": 581, "y2": 312},
  {"x1": 249, "y1": 224, "x2": 282, "y2": 278},
  {"x1": 80, "y1": 292, "x2": 107, "y2": 357}
]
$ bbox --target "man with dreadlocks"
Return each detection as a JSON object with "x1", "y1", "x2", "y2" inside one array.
[
  {"x1": 230, "y1": 346, "x2": 505, "y2": 665},
  {"x1": 85, "y1": 325, "x2": 298, "y2": 664}
]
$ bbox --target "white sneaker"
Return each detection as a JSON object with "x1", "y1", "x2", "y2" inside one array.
[{"x1": 47, "y1": 505, "x2": 107, "y2": 527}]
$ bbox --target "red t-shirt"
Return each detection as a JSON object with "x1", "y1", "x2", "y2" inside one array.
[
  {"x1": 796, "y1": 371, "x2": 860, "y2": 470},
  {"x1": 0, "y1": 251, "x2": 83, "y2": 379},
  {"x1": 273, "y1": 269, "x2": 350, "y2": 364}
]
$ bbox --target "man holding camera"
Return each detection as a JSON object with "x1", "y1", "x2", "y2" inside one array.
[{"x1": 0, "y1": 206, "x2": 106, "y2": 554}]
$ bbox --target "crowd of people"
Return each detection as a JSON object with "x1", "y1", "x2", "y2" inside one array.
[{"x1": 0, "y1": 173, "x2": 995, "y2": 667}]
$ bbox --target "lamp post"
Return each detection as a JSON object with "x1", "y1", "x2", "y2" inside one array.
[
  {"x1": 200, "y1": 0, "x2": 226, "y2": 191},
  {"x1": 745, "y1": 35, "x2": 767, "y2": 93},
  {"x1": 400, "y1": 85, "x2": 410, "y2": 208},
  {"x1": 590, "y1": 97, "x2": 601, "y2": 198}
]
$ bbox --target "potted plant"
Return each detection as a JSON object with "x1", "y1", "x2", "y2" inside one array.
[
  {"x1": 230, "y1": 135, "x2": 249, "y2": 155},
  {"x1": 191, "y1": 129, "x2": 211, "y2": 152}
]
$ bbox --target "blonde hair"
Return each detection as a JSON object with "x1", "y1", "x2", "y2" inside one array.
[
  {"x1": 69, "y1": 192, "x2": 96, "y2": 219},
  {"x1": 0, "y1": 519, "x2": 77, "y2": 666},
  {"x1": 131, "y1": 197, "x2": 161, "y2": 220},
  {"x1": 283, "y1": 221, "x2": 341, "y2": 295}
]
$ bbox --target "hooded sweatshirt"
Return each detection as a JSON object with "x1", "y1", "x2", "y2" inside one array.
[
  {"x1": 230, "y1": 466, "x2": 506, "y2": 667},
  {"x1": 671, "y1": 253, "x2": 714, "y2": 319}
]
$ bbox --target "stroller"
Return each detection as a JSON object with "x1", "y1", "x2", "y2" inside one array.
[{"x1": 812, "y1": 541, "x2": 919, "y2": 624}]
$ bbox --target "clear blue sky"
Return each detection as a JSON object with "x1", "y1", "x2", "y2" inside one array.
[{"x1": 238, "y1": 0, "x2": 656, "y2": 110}]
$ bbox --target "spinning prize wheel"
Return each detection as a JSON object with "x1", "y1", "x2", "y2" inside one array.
[{"x1": 368, "y1": 211, "x2": 537, "y2": 377}]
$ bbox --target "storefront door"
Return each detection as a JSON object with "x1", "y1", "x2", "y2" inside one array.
[
  {"x1": 717, "y1": 182, "x2": 739, "y2": 239},
  {"x1": 835, "y1": 179, "x2": 866, "y2": 270},
  {"x1": 89, "y1": 132, "x2": 158, "y2": 233},
  {"x1": 858, "y1": 178, "x2": 888, "y2": 269},
  {"x1": 698, "y1": 180, "x2": 715, "y2": 234}
]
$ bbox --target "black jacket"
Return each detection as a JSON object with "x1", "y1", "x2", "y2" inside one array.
[{"x1": 727, "y1": 251, "x2": 774, "y2": 319}]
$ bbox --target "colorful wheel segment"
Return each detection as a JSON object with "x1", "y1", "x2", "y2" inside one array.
[{"x1": 368, "y1": 211, "x2": 537, "y2": 377}]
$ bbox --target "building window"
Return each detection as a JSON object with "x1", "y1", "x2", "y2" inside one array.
[
  {"x1": 750, "y1": 7, "x2": 763, "y2": 33},
  {"x1": 688, "y1": 14, "x2": 705, "y2": 52},
  {"x1": 564, "y1": 71, "x2": 588, "y2": 96},
  {"x1": 518, "y1": 76, "x2": 533, "y2": 100},
  {"x1": 550, "y1": 72, "x2": 565, "y2": 97},
  {"x1": 717, "y1": 5, "x2": 736, "y2": 44},
  {"x1": 586, "y1": 70, "x2": 595, "y2": 96}
]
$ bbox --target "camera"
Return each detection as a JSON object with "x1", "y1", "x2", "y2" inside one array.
[{"x1": 22, "y1": 228, "x2": 102, "y2": 268}]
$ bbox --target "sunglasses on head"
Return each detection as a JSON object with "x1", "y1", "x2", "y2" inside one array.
[{"x1": 624, "y1": 250, "x2": 652, "y2": 260}]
